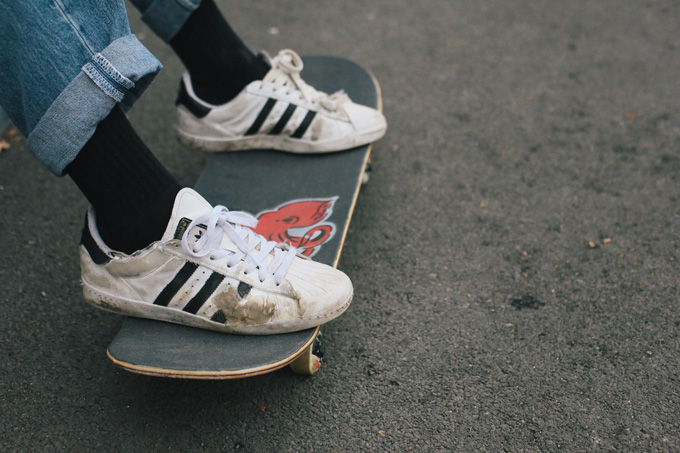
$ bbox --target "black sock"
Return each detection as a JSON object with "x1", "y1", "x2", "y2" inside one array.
[
  {"x1": 65, "y1": 106, "x2": 182, "y2": 254},
  {"x1": 169, "y1": 0, "x2": 269, "y2": 105}
]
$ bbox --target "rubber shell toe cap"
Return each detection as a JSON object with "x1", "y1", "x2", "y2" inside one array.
[
  {"x1": 284, "y1": 258, "x2": 354, "y2": 322},
  {"x1": 343, "y1": 102, "x2": 387, "y2": 137}
]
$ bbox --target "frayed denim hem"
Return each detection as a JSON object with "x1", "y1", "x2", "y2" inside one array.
[{"x1": 26, "y1": 34, "x2": 162, "y2": 176}]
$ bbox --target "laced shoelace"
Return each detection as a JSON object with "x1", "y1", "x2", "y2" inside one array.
[
  {"x1": 181, "y1": 206, "x2": 297, "y2": 285},
  {"x1": 263, "y1": 49, "x2": 349, "y2": 112}
]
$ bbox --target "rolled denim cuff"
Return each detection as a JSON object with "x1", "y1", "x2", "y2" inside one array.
[
  {"x1": 140, "y1": 0, "x2": 202, "y2": 42},
  {"x1": 26, "y1": 34, "x2": 162, "y2": 176}
]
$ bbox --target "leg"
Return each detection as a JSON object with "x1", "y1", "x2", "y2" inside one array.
[
  {"x1": 0, "y1": 1, "x2": 178, "y2": 253},
  {"x1": 130, "y1": 0, "x2": 268, "y2": 104},
  {"x1": 0, "y1": 0, "x2": 161, "y2": 175}
]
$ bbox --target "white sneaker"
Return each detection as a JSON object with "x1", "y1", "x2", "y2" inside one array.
[
  {"x1": 175, "y1": 49, "x2": 387, "y2": 153},
  {"x1": 80, "y1": 188, "x2": 353, "y2": 334}
]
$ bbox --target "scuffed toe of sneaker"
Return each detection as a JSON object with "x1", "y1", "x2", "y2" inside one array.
[
  {"x1": 343, "y1": 101, "x2": 387, "y2": 145},
  {"x1": 284, "y1": 257, "x2": 354, "y2": 325}
]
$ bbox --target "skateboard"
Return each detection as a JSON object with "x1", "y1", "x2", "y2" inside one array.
[{"x1": 106, "y1": 56, "x2": 381, "y2": 379}]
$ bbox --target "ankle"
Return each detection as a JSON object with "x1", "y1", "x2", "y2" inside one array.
[
  {"x1": 66, "y1": 106, "x2": 181, "y2": 254},
  {"x1": 170, "y1": 0, "x2": 269, "y2": 105}
]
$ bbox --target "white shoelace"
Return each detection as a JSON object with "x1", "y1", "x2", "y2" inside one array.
[
  {"x1": 263, "y1": 49, "x2": 349, "y2": 112},
  {"x1": 181, "y1": 206, "x2": 297, "y2": 285}
]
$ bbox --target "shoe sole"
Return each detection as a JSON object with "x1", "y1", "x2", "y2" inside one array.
[
  {"x1": 177, "y1": 126, "x2": 386, "y2": 153},
  {"x1": 82, "y1": 279, "x2": 352, "y2": 335}
]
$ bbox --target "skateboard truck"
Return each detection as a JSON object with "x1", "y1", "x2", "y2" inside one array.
[{"x1": 289, "y1": 332, "x2": 324, "y2": 375}]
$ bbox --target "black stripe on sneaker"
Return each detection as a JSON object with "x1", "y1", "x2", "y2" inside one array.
[
  {"x1": 245, "y1": 98, "x2": 277, "y2": 135},
  {"x1": 183, "y1": 272, "x2": 225, "y2": 315},
  {"x1": 153, "y1": 262, "x2": 199, "y2": 307},
  {"x1": 268, "y1": 104, "x2": 297, "y2": 135},
  {"x1": 291, "y1": 110, "x2": 317, "y2": 139}
]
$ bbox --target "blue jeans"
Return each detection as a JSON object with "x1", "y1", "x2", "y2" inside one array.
[{"x1": 0, "y1": 0, "x2": 201, "y2": 176}]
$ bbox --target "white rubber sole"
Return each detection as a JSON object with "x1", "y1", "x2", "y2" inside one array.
[
  {"x1": 82, "y1": 280, "x2": 352, "y2": 335},
  {"x1": 177, "y1": 126, "x2": 386, "y2": 153}
]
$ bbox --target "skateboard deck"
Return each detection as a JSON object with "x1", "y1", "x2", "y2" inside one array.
[{"x1": 106, "y1": 56, "x2": 381, "y2": 379}]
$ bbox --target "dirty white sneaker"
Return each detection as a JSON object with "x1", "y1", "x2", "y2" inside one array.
[
  {"x1": 176, "y1": 49, "x2": 387, "y2": 153},
  {"x1": 79, "y1": 188, "x2": 353, "y2": 334}
]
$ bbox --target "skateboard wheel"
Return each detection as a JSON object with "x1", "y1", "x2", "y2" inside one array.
[
  {"x1": 311, "y1": 332, "x2": 325, "y2": 359},
  {"x1": 290, "y1": 333, "x2": 324, "y2": 375},
  {"x1": 362, "y1": 163, "x2": 372, "y2": 185}
]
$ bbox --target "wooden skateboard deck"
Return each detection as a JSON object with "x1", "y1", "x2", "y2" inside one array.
[{"x1": 106, "y1": 56, "x2": 381, "y2": 379}]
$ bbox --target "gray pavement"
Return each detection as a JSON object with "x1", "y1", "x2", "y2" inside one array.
[{"x1": 2, "y1": 0, "x2": 679, "y2": 451}]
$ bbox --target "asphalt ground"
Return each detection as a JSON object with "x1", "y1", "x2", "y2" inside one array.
[{"x1": 1, "y1": 0, "x2": 679, "y2": 451}]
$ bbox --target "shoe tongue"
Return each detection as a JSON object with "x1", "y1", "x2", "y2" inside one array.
[{"x1": 161, "y1": 188, "x2": 213, "y2": 242}]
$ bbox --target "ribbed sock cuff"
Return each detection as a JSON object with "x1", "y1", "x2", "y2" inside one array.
[
  {"x1": 65, "y1": 106, "x2": 181, "y2": 253},
  {"x1": 169, "y1": 0, "x2": 269, "y2": 104}
]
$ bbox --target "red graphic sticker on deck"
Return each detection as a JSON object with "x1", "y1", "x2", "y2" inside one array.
[{"x1": 255, "y1": 197, "x2": 338, "y2": 257}]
